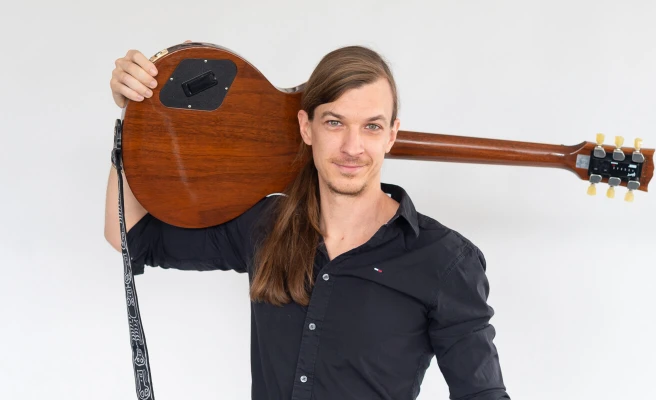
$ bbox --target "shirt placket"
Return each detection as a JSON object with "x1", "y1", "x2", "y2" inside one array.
[
  {"x1": 290, "y1": 249, "x2": 345, "y2": 400},
  {"x1": 289, "y1": 226, "x2": 395, "y2": 399}
]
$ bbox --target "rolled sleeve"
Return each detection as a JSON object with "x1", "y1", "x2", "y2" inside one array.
[{"x1": 428, "y1": 245, "x2": 510, "y2": 400}]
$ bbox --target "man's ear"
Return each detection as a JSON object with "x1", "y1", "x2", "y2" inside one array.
[
  {"x1": 298, "y1": 110, "x2": 312, "y2": 145},
  {"x1": 386, "y1": 118, "x2": 400, "y2": 153}
]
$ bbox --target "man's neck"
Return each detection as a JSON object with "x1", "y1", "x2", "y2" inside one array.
[{"x1": 318, "y1": 180, "x2": 398, "y2": 243}]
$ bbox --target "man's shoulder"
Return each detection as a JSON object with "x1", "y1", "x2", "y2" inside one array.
[
  {"x1": 239, "y1": 193, "x2": 284, "y2": 218},
  {"x1": 230, "y1": 193, "x2": 281, "y2": 230},
  {"x1": 416, "y1": 211, "x2": 478, "y2": 246},
  {"x1": 413, "y1": 211, "x2": 483, "y2": 273}
]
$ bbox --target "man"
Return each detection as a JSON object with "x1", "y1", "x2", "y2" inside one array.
[{"x1": 105, "y1": 42, "x2": 511, "y2": 400}]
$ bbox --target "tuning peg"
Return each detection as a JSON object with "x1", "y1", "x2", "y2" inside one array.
[
  {"x1": 625, "y1": 190, "x2": 635, "y2": 202},
  {"x1": 635, "y1": 137, "x2": 642, "y2": 150},
  {"x1": 615, "y1": 136, "x2": 624, "y2": 147},
  {"x1": 607, "y1": 186, "x2": 615, "y2": 198},
  {"x1": 606, "y1": 177, "x2": 622, "y2": 199},
  {"x1": 613, "y1": 136, "x2": 625, "y2": 161},
  {"x1": 596, "y1": 133, "x2": 605, "y2": 144},
  {"x1": 624, "y1": 180, "x2": 640, "y2": 202},
  {"x1": 594, "y1": 133, "x2": 606, "y2": 158},
  {"x1": 587, "y1": 174, "x2": 602, "y2": 196},
  {"x1": 632, "y1": 138, "x2": 645, "y2": 163},
  {"x1": 607, "y1": 177, "x2": 619, "y2": 199}
]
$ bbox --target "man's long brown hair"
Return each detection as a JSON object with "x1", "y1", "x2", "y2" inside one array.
[{"x1": 249, "y1": 45, "x2": 399, "y2": 307}]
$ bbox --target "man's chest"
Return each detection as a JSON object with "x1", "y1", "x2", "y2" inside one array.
[
  {"x1": 319, "y1": 274, "x2": 431, "y2": 353},
  {"x1": 253, "y1": 269, "x2": 432, "y2": 357},
  {"x1": 260, "y1": 248, "x2": 438, "y2": 348}
]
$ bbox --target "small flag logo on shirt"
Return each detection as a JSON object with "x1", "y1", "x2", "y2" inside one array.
[{"x1": 374, "y1": 268, "x2": 383, "y2": 273}]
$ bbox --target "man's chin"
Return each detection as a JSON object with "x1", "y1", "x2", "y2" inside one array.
[{"x1": 325, "y1": 178, "x2": 367, "y2": 197}]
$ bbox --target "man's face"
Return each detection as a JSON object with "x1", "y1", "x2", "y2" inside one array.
[{"x1": 298, "y1": 78, "x2": 400, "y2": 197}]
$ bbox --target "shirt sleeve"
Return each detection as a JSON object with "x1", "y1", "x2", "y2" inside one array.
[
  {"x1": 428, "y1": 244, "x2": 511, "y2": 400},
  {"x1": 126, "y1": 195, "x2": 275, "y2": 275}
]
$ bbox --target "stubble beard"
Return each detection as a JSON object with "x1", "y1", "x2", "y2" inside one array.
[{"x1": 325, "y1": 172, "x2": 368, "y2": 197}]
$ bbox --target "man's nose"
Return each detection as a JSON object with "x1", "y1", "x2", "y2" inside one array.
[{"x1": 341, "y1": 126, "x2": 364, "y2": 155}]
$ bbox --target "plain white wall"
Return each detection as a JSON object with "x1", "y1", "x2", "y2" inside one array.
[{"x1": 1, "y1": 0, "x2": 654, "y2": 399}]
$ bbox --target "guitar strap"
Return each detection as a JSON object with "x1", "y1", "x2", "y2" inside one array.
[{"x1": 112, "y1": 118, "x2": 156, "y2": 400}]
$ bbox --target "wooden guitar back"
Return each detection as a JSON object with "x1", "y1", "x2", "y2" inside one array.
[
  {"x1": 122, "y1": 43, "x2": 654, "y2": 228},
  {"x1": 122, "y1": 43, "x2": 303, "y2": 228}
]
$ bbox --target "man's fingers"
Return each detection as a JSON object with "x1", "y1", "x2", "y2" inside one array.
[
  {"x1": 111, "y1": 48, "x2": 157, "y2": 108},
  {"x1": 116, "y1": 59, "x2": 157, "y2": 90},
  {"x1": 114, "y1": 69, "x2": 153, "y2": 97},
  {"x1": 111, "y1": 77, "x2": 145, "y2": 102},
  {"x1": 129, "y1": 50, "x2": 158, "y2": 76},
  {"x1": 111, "y1": 65, "x2": 151, "y2": 97}
]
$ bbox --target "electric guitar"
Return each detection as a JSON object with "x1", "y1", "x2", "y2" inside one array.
[{"x1": 119, "y1": 42, "x2": 654, "y2": 229}]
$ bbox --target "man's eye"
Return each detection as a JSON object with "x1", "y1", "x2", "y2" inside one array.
[
  {"x1": 366, "y1": 124, "x2": 381, "y2": 130},
  {"x1": 327, "y1": 120, "x2": 341, "y2": 127}
]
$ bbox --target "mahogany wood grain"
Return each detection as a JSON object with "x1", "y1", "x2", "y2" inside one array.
[
  {"x1": 123, "y1": 44, "x2": 303, "y2": 228},
  {"x1": 389, "y1": 131, "x2": 654, "y2": 191}
]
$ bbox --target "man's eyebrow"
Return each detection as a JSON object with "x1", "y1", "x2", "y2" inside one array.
[
  {"x1": 320, "y1": 111, "x2": 387, "y2": 123},
  {"x1": 320, "y1": 111, "x2": 345, "y2": 119},
  {"x1": 365, "y1": 115, "x2": 387, "y2": 123}
]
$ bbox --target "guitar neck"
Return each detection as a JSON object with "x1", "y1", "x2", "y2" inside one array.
[
  {"x1": 388, "y1": 130, "x2": 654, "y2": 192},
  {"x1": 390, "y1": 130, "x2": 581, "y2": 169}
]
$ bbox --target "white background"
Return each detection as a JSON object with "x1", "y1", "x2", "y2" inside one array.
[{"x1": 1, "y1": 0, "x2": 655, "y2": 399}]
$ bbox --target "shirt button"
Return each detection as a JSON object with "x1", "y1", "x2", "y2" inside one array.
[
  {"x1": 300, "y1": 375, "x2": 307, "y2": 383},
  {"x1": 322, "y1": 273, "x2": 329, "y2": 281},
  {"x1": 309, "y1": 323, "x2": 316, "y2": 330}
]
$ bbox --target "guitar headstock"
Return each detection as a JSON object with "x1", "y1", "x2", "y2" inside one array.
[{"x1": 570, "y1": 134, "x2": 653, "y2": 202}]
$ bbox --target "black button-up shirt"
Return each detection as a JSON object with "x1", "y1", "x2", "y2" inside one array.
[{"x1": 127, "y1": 182, "x2": 510, "y2": 400}]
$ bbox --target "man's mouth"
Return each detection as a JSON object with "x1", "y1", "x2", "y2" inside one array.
[{"x1": 335, "y1": 163, "x2": 365, "y2": 172}]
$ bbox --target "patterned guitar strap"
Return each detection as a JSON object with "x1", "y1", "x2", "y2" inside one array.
[{"x1": 112, "y1": 118, "x2": 156, "y2": 400}]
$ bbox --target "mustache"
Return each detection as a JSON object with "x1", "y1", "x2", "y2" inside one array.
[{"x1": 333, "y1": 159, "x2": 369, "y2": 167}]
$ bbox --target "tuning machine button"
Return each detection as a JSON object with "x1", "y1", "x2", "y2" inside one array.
[
  {"x1": 593, "y1": 133, "x2": 606, "y2": 158},
  {"x1": 625, "y1": 191, "x2": 635, "y2": 202},
  {"x1": 606, "y1": 177, "x2": 622, "y2": 198},
  {"x1": 587, "y1": 173, "x2": 602, "y2": 196},
  {"x1": 632, "y1": 138, "x2": 645, "y2": 163},
  {"x1": 612, "y1": 136, "x2": 625, "y2": 161},
  {"x1": 624, "y1": 180, "x2": 640, "y2": 202}
]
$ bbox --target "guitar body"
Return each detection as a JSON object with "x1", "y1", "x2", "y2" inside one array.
[{"x1": 122, "y1": 43, "x2": 304, "y2": 228}]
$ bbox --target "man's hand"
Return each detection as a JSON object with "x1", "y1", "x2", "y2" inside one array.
[{"x1": 109, "y1": 40, "x2": 192, "y2": 108}]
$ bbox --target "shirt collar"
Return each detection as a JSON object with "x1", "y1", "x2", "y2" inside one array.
[{"x1": 381, "y1": 182, "x2": 420, "y2": 238}]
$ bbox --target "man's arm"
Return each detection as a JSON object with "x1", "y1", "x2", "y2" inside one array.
[
  {"x1": 104, "y1": 160, "x2": 275, "y2": 274},
  {"x1": 120, "y1": 195, "x2": 274, "y2": 276},
  {"x1": 104, "y1": 164, "x2": 147, "y2": 251},
  {"x1": 428, "y1": 245, "x2": 511, "y2": 400}
]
